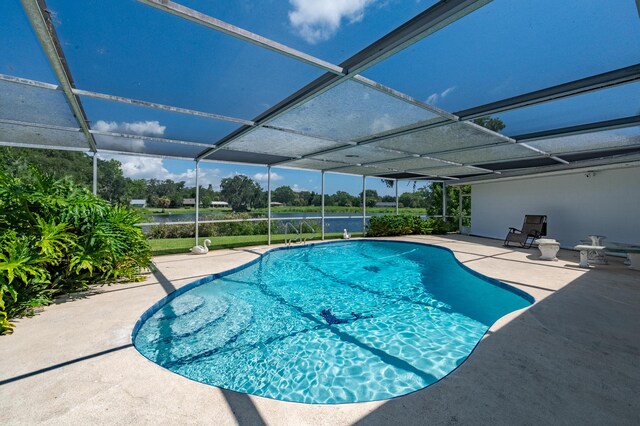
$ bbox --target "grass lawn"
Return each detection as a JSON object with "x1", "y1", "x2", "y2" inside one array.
[{"x1": 149, "y1": 232, "x2": 363, "y2": 256}]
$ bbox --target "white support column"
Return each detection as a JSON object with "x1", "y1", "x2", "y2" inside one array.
[
  {"x1": 459, "y1": 187, "x2": 463, "y2": 232},
  {"x1": 362, "y1": 175, "x2": 367, "y2": 235},
  {"x1": 267, "y1": 166, "x2": 272, "y2": 245},
  {"x1": 321, "y1": 171, "x2": 325, "y2": 240},
  {"x1": 395, "y1": 179, "x2": 399, "y2": 215},
  {"x1": 442, "y1": 181, "x2": 447, "y2": 221},
  {"x1": 92, "y1": 153, "x2": 97, "y2": 195},
  {"x1": 195, "y1": 160, "x2": 200, "y2": 246}
]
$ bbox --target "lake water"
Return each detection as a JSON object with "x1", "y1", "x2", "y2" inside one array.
[{"x1": 146, "y1": 212, "x2": 427, "y2": 234}]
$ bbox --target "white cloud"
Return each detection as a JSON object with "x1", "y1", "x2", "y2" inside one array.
[
  {"x1": 253, "y1": 172, "x2": 283, "y2": 182},
  {"x1": 426, "y1": 93, "x2": 439, "y2": 105},
  {"x1": 370, "y1": 113, "x2": 394, "y2": 134},
  {"x1": 93, "y1": 120, "x2": 167, "y2": 153},
  {"x1": 98, "y1": 154, "x2": 224, "y2": 189},
  {"x1": 288, "y1": 0, "x2": 375, "y2": 44},
  {"x1": 425, "y1": 86, "x2": 456, "y2": 106},
  {"x1": 292, "y1": 184, "x2": 308, "y2": 192},
  {"x1": 94, "y1": 120, "x2": 166, "y2": 136}
]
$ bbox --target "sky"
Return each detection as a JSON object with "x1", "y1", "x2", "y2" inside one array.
[{"x1": 2, "y1": 0, "x2": 639, "y2": 195}]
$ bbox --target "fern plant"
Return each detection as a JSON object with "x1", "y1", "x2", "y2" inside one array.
[{"x1": 0, "y1": 170, "x2": 151, "y2": 334}]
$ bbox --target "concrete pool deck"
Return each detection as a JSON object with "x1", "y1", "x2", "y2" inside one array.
[{"x1": 1, "y1": 235, "x2": 638, "y2": 425}]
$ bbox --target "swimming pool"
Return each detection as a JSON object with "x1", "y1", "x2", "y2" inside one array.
[{"x1": 133, "y1": 240, "x2": 533, "y2": 404}]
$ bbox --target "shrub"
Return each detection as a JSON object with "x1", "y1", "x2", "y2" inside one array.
[
  {"x1": 0, "y1": 170, "x2": 151, "y2": 334},
  {"x1": 367, "y1": 215, "x2": 454, "y2": 237},
  {"x1": 423, "y1": 217, "x2": 451, "y2": 234},
  {"x1": 367, "y1": 215, "x2": 423, "y2": 237}
]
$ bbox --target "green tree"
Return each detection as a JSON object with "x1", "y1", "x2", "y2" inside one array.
[
  {"x1": 399, "y1": 191, "x2": 425, "y2": 209},
  {"x1": 220, "y1": 175, "x2": 262, "y2": 212},
  {"x1": 332, "y1": 190, "x2": 358, "y2": 207},
  {"x1": 126, "y1": 178, "x2": 147, "y2": 199},
  {"x1": 97, "y1": 159, "x2": 127, "y2": 203},
  {"x1": 0, "y1": 147, "x2": 128, "y2": 203},
  {"x1": 272, "y1": 185, "x2": 296, "y2": 205},
  {"x1": 359, "y1": 189, "x2": 380, "y2": 208},
  {"x1": 423, "y1": 183, "x2": 471, "y2": 223}
]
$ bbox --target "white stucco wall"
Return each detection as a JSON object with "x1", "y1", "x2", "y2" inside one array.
[{"x1": 470, "y1": 166, "x2": 640, "y2": 247}]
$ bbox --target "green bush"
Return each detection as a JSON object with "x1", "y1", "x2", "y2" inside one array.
[
  {"x1": 367, "y1": 215, "x2": 455, "y2": 237},
  {"x1": 0, "y1": 171, "x2": 151, "y2": 334},
  {"x1": 423, "y1": 217, "x2": 451, "y2": 234}
]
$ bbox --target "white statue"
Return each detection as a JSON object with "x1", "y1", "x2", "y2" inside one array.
[{"x1": 191, "y1": 239, "x2": 211, "y2": 255}]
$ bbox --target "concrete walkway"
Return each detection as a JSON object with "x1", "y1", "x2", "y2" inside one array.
[{"x1": 1, "y1": 235, "x2": 638, "y2": 425}]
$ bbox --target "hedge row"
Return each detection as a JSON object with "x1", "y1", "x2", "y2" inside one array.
[{"x1": 366, "y1": 215, "x2": 453, "y2": 237}]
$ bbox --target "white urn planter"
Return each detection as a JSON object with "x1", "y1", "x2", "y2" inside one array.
[{"x1": 536, "y1": 238, "x2": 560, "y2": 261}]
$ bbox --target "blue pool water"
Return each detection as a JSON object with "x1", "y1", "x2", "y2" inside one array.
[{"x1": 133, "y1": 240, "x2": 533, "y2": 404}]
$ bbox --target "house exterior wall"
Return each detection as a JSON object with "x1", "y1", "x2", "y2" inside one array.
[{"x1": 470, "y1": 166, "x2": 640, "y2": 247}]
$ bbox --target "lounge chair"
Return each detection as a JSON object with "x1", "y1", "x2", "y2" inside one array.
[{"x1": 504, "y1": 215, "x2": 547, "y2": 248}]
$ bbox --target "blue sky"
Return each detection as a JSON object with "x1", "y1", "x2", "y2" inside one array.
[{"x1": 2, "y1": 0, "x2": 639, "y2": 194}]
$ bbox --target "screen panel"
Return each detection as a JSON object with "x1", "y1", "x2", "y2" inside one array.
[
  {"x1": 311, "y1": 144, "x2": 408, "y2": 164},
  {"x1": 47, "y1": 0, "x2": 324, "y2": 120},
  {"x1": 364, "y1": 0, "x2": 640, "y2": 113},
  {"x1": 371, "y1": 122, "x2": 508, "y2": 155},
  {"x1": 0, "y1": 80, "x2": 79, "y2": 128},
  {"x1": 524, "y1": 126, "x2": 640, "y2": 155},
  {"x1": 0, "y1": 121, "x2": 88, "y2": 148},
  {"x1": 225, "y1": 127, "x2": 347, "y2": 157},
  {"x1": 434, "y1": 143, "x2": 540, "y2": 165},
  {"x1": 268, "y1": 79, "x2": 443, "y2": 141}
]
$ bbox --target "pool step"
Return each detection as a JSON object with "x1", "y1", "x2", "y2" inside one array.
[
  {"x1": 155, "y1": 295, "x2": 205, "y2": 320},
  {"x1": 157, "y1": 297, "x2": 254, "y2": 367},
  {"x1": 139, "y1": 296, "x2": 230, "y2": 344}
]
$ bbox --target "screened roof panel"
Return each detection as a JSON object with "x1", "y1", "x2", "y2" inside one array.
[
  {"x1": 330, "y1": 164, "x2": 403, "y2": 176},
  {"x1": 3, "y1": 1, "x2": 640, "y2": 181},
  {"x1": 371, "y1": 156, "x2": 445, "y2": 171},
  {"x1": 435, "y1": 143, "x2": 540, "y2": 165},
  {"x1": 561, "y1": 148, "x2": 640, "y2": 163},
  {"x1": 363, "y1": 0, "x2": 640, "y2": 113},
  {"x1": 267, "y1": 79, "x2": 443, "y2": 141},
  {"x1": 375, "y1": 172, "x2": 432, "y2": 180},
  {"x1": 47, "y1": 0, "x2": 324, "y2": 120},
  {"x1": 479, "y1": 157, "x2": 562, "y2": 171},
  {"x1": 225, "y1": 127, "x2": 347, "y2": 158},
  {"x1": 0, "y1": 121, "x2": 88, "y2": 149},
  {"x1": 311, "y1": 144, "x2": 408, "y2": 164},
  {"x1": 205, "y1": 149, "x2": 291, "y2": 165},
  {"x1": 176, "y1": 0, "x2": 438, "y2": 64},
  {"x1": 80, "y1": 97, "x2": 240, "y2": 146},
  {"x1": 0, "y1": 1, "x2": 57, "y2": 83},
  {"x1": 371, "y1": 122, "x2": 507, "y2": 155},
  {"x1": 412, "y1": 165, "x2": 490, "y2": 177},
  {"x1": 282, "y1": 158, "x2": 348, "y2": 171},
  {"x1": 525, "y1": 127, "x2": 640, "y2": 156},
  {"x1": 94, "y1": 134, "x2": 203, "y2": 158},
  {"x1": 495, "y1": 82, "x2": 640, "y2": 138},
  {"x1": 0, "y1": 81, "x2": 78, "y2": 128}
]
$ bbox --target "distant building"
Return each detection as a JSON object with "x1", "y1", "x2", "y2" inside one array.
[
  {"x1": 375, "y1": 202, "x2": 397, "y2": 208},
  {"x1": 183, "y1": 198, "x2": 197, "y2": 207},
  {"x1": 270, "y1": 202, "x2": 284, "y2": 207},
  {"x1": 210, "y1": 201, "x2": 229, "y2": 208},
  {"x1": 129, "y1": 199, "x2": 146, "y2": 208}
]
